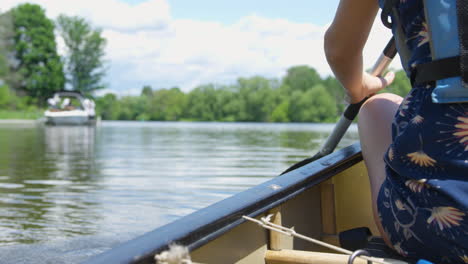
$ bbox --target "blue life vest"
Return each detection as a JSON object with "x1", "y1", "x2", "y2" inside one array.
[{"x1": 381, "y1": 0, "x2": 468, "y2": 104}]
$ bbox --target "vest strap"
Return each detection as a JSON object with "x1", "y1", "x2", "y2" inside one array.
[{"x1": 412, "y1": 56, "x2": 460, "y2": 85}]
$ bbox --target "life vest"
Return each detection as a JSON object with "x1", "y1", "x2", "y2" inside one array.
[{"x1": 380, "y1": 0, "x2": 468, "y2": 104}]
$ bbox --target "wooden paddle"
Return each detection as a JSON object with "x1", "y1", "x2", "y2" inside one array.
[{"x1": 281, "y1": 37, "x2": 397, "y2": 175}]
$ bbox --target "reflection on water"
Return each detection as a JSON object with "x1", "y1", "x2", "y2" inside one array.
[
  {"x1": 0, "y1": 121, "x2": 358, "y2": 263},
  {"x1": 0, "y1": 125, "x2": 100, "y2": 246}
]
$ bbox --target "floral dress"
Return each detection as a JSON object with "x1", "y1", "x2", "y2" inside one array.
[{"x1": 376, "y1": 0, "x2": 468, "y2": 263}]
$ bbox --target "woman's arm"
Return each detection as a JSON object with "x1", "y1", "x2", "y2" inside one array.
[{"x1": 324, "y1": 0, "x2": 394, "y2": 104}]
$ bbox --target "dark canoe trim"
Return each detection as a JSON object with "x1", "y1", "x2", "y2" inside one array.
[{"x1": 85, "y1": 143, "x2": 363, "y2": 264}]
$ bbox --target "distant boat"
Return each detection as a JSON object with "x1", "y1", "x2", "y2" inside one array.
[{"x1": 44, "y1": 91, "x2": 97, "y2": 125}]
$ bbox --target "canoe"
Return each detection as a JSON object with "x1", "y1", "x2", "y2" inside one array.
[{"x1": 85, "y1": 143, "x2": 409, "y2": 264}]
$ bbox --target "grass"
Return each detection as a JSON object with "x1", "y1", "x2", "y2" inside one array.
[{"x1": 0, "y1": 109, "x2": 43, "y2": 120}]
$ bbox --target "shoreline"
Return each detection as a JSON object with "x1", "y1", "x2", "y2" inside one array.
[{"x1": 0, "y1": 119, "x2": 39, "y2": 124}]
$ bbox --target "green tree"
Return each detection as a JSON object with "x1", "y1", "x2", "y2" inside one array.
[
  {"x1": 149, "y1": 87, "x2": 187, "y2": 121},
  {"x1": 141, "y1": 85, "x2": 153, "y2": 97},
  {"x1": 270, "y1": 100, "x2": 290, "y2": 122},
  {"x1": 322, "y1": 76, "x2": 345, "y2": 114},
  {"x1": 0, "y1": 12, "x2": 12, "y2": 79},
  {"x1": 0, "y1": 84, "x2": 15, "y2": 108},
  {"x1": 289, "y1": 84, "x2": 337, "y2": 122},
  {"x1": 235, "y1": 76, "x2": 277, "y2": 122},
  {"x1": 383, "y1": 70, "x2": 411, "y2": 97},
  {"x1": 308, "y1": 84, "x2": 338, "y2": 122},
  {"x1": 215, "y1": 86, "x2": 239, "y2": 121},
  {"x1": 95, "y1": 93, "x2": 119, "y2": 120},
  {"x1": 283, "y1": 65, "x2": 322, "y2": 92},
  {"x1": 118, "y1": 96, "x2": 142, "y2": 120},
  {"x1": 0, "y1": 11, "x2": 26, "y2": 94},
  {"x1": 185, "y1": 85, "x2": 217, "y2": 121},
  {"x1": 0, "y1": 83, "x2": 35, "y2": 111},
  {"x1": 11, "y1": 3, "x2": 64, "y2": 102},
  {"x1": 56, "y1": 14, "x2": 106, "y2": 94},
  {"x1": 137, "y1": 85, "x2": 153, "y2": 120}
]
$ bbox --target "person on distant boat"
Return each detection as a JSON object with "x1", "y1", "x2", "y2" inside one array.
[
  {"x1": 48, "y1": 94, "x2": 61, "y2": 109},
  {"x1": 83, "y1": 98, "x2": 96, "y2": 117},
  {"x1": 47, "y1": 98, "x2": 58, "y2": 109},
  {"x1": 325, "y1": 0, "x2": 467, "y2": 262},
  {"x1": 61, "y1": 98, "x2": 71, "y2": 110}
]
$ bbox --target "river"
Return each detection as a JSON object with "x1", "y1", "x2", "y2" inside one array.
[{"x1": 0, "y1": 121, "x2": 358, "y2": 263}]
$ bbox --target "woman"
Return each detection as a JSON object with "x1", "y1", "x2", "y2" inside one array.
[{"x1": 324, "y1": 0, "x2": 467, "y2": 262}]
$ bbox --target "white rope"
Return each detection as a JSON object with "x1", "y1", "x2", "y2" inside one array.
[
  {"x1": 243, "y1": 215, "x2": 392, "y2": 264},
  {"x1": 155, "y1": 244, "x2": 193, "y2": 264}
]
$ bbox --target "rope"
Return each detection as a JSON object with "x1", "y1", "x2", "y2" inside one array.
[
  {"x1": 243, "y1": 215, "x2": 392, "y2": 264},
  {"x1": 155, "y1": 244, "x2": 193, "y2": 264}
]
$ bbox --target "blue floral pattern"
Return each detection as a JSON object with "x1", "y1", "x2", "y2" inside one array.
[{"x1": 377, "y1": 0, "x2": 468, "y2": 263}]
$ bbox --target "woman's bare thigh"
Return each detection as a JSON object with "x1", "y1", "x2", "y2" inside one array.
[{"x1": 357, "y1": 93, "x2": 403, "y2": 242}]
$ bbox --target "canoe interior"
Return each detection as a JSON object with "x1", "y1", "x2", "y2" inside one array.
[
  {"x1": 85, "y1": 143, "x2": 383, "y2": 264},
  {"x1": 191, "y1": 161, "x2": 378, "y2": 264}
]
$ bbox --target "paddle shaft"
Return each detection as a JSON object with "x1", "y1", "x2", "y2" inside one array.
[
  {"x1": 317, "y1": 38, "x2": 397, "y2": 157},
  {"x1": 281, "y1": 37, "x2": 397, "y2": 175}
]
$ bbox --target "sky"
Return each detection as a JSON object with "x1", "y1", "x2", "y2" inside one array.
[{"x1": 2, "y1": 0, "x2": 399, "y2": 95}]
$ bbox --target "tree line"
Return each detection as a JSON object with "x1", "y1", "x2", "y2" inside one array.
[
  {"x1": 0, "y1": 3, "x2": 106, "y2": 113},
  {"x1": 96, "y1": 66, "x2": 411, "y2": 123},
  {"x1": 0, "y1": 3, "x2": 412, "y2": 122}
]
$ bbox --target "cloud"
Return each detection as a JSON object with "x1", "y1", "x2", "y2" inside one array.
[
  {"x1": 102, "y1": 16, "x2": 332, "y2": 93},
  {"x1": 1, "y1": 0, "x2": 170, "y2": 31},
  {"x1": 103, "y1": 14, "x2": 399, "y2": 93},
  {"x1": 2, "y1": 0, "x2": 400, "y2": 95}
]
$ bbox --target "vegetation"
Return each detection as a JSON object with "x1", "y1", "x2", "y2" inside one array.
[
  {"x1": 11, "y1": 3, "x2": 65, "y2": 103},
  {"x1": 0, "y1": 109, "x2": 42, "y2": 119},
  {"x1": 0, "y1": 11, "x2": 22, "y2": 91},
  {"x1": 0, "y1": 84, "x2": 40, "y2": 118},
  {"x1": 96, "y1": 66, "x2": 412, "y2": 123},
  {"x1": 0, "y1": 12, "x2": 13, "y2": 79},
  {"x1": 0, "y1": 3, "x2": 412, "y2": 123},
  {"x1": 56, "y1": 15, "x2": 107, "y2": 94}
]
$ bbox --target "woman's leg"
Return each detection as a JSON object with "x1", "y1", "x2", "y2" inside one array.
[{"x1": 358, "y1": 93, "x2": 402, "y2": 245}]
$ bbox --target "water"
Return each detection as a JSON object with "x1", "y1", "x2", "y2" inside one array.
[{"x1": 0, "y1": 121, "x2": 358, "y2": 263}]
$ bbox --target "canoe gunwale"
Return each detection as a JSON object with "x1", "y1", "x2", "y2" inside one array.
[{"x1": 85, "y1": 143, "x2": 363, "y2": 264}]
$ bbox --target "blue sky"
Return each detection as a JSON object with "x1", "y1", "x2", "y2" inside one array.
[
  {"x1": 168, "y1": 0, "x2": 340, "y2": 25},
  {"x1": 124, "y1": 0, "x2": 340, "y2": 25}
]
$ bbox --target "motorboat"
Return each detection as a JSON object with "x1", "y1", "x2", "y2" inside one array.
[{"x1": 44, "y1": 91, "x2": 96, "y2": 125}]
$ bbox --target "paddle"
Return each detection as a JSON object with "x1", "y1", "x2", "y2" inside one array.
[{"x1": 281, "y1": 37, "x2": 397, "y2": 175}]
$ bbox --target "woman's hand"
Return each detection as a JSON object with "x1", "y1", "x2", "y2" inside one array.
[{"x1": 347, "y1": 71, "x2": 395, "y2": 104}]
